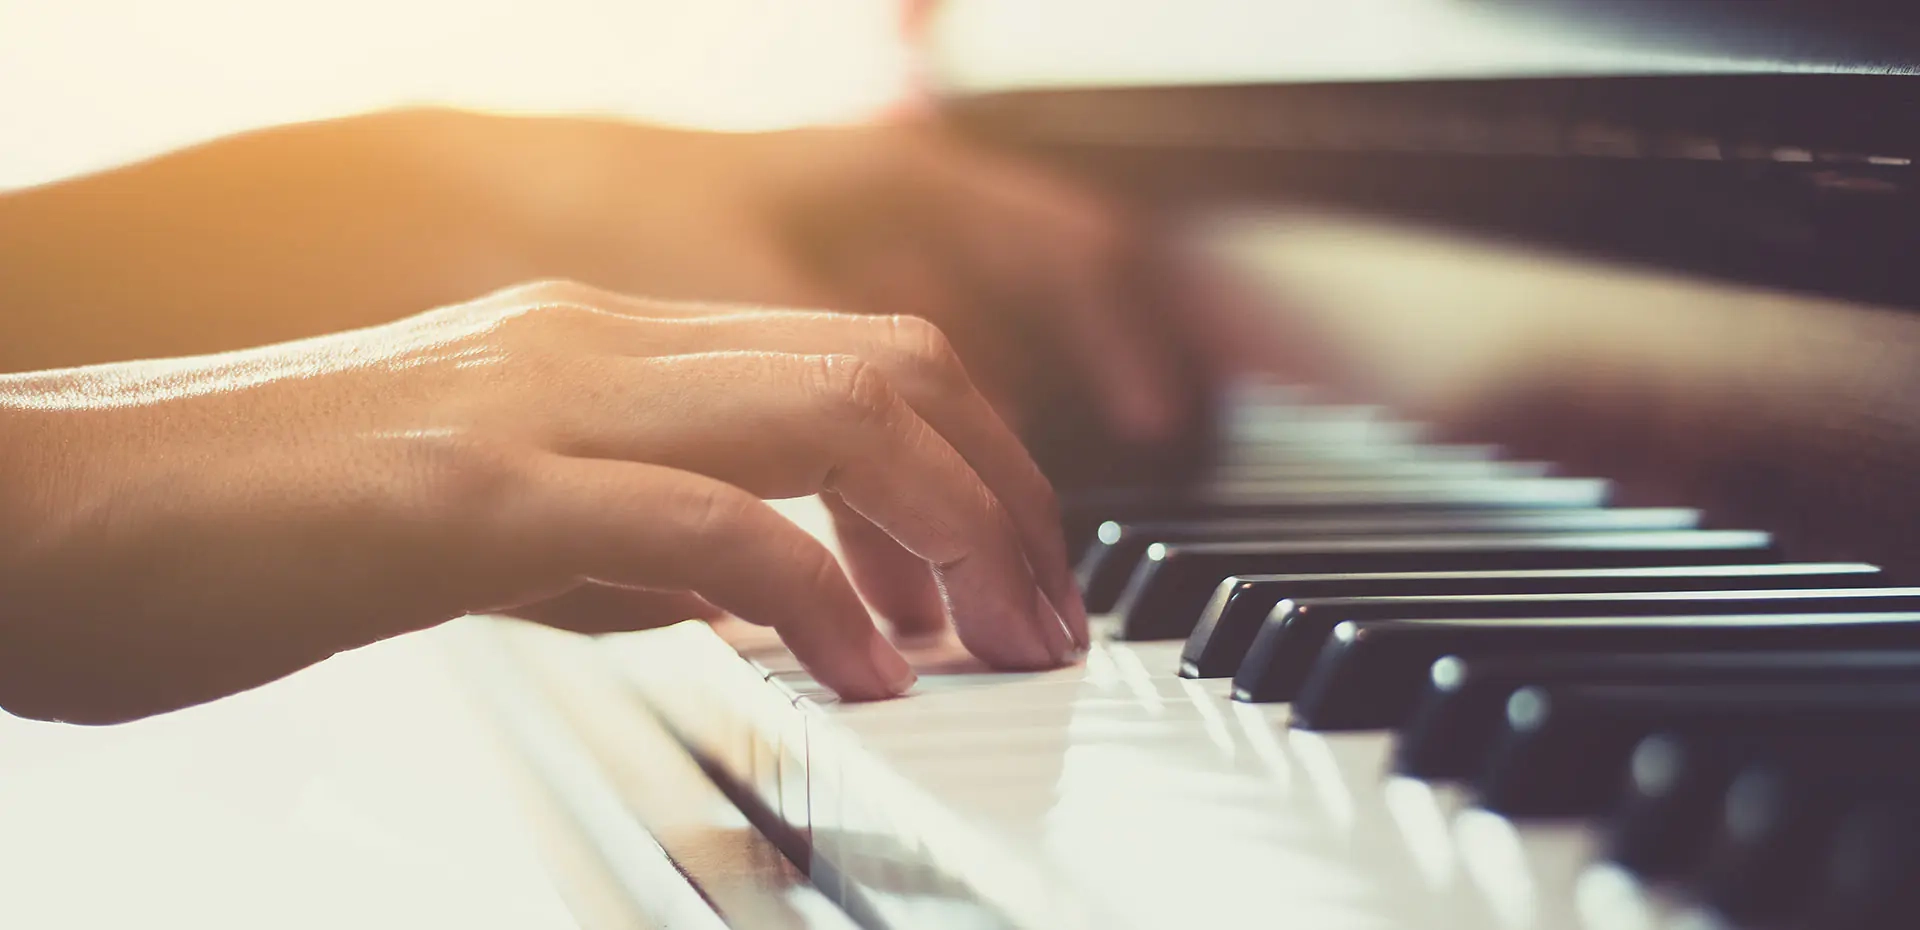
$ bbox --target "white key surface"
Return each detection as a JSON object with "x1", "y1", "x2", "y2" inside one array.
[
  {"x1": 592, "y1": 489, "x2": 1705, "y2": 929},
  {"x1": 602, "y1": 612, "x2": 1706, "y2": 930}
]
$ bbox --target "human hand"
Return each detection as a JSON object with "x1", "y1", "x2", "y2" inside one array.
[
  {"x1": 505, "y1": 118, "x2": 1197, "y2": 444},
  {"x1": 0, "y1": 281, "x2": 1085, "y2": 724},
  {"x1": 2, "y1": 111, "x2": 1203, "y2": 458}
]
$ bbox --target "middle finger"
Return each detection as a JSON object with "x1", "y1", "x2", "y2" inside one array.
[{"x1": 556, "y1": 303, "x2": 1087, "y2": 647}]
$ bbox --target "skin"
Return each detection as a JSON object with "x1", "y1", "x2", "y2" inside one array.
[
  {"x1": 0, "y1": 283, "x2": 1089, "y2": 724},
  {"x1": 0, "y1": 110, "x2": 1184, "y2": 724},
  {"x1": 0, "y1": 109, "x2": 1185, "y2": 435}
]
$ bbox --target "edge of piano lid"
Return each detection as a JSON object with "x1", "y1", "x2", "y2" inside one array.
[
  {"x1": 944, "y1": 72, "x2": 1920, "y2": 310},
  {"x1": 916, "y1": 6, "x2": 1920, "y2": 578}
]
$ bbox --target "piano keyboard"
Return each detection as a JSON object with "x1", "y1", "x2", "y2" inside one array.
[{"x1": 593, "y1": 389, "x2": 1920, "y2": 930}]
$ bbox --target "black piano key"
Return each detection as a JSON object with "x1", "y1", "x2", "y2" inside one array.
[
  {"x1": 1695, "y1": 766, "x2": 1920, "y2": 925},
  {"x1": 1605, "y1": 733, "x2": 1735, "y2": 881},
  {"x1": 1060, "y1": 475, "x2": 1610, "y2": 554},
  {"x1": 1394, "y1": 647, "x2": 1920, "y2": 779},
  {"x1": 1239, "y1": 585, "x2": 1916, "y2": 709},
  {"x1": 1700, "y1": 767, "x2": 1837, "y2": 923},
  {"x1": 1185, "y1": 562, "x2": 1880, "y2": 680},
  {"x1": 1115, "y1": 529, "x2": 1775, "y2": 640},
  {"x1": 1606, "y1": 724, "x2": 1920, "y2": 886},
  {"x1": 1800, "y1": 801, "x2": 1920, "y2": 930},
  {"x1": 1476, "y1": 679, "x2": 1920, "y2": 818},
  {"x1": 1284, "y1": 603, "x2": 1920, "y2": 728},
  {"x1": 1081, "y1": 506, "x2": 1700, "y2": 613}
]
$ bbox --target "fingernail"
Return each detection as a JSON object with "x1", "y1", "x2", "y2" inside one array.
[
  {"x1": 868, "y1": 634, "x2": 917, "y2": 696},
  {"x1": 1055, "y1": 586, "x2": 1091, "y2": 650},
  {"x1": 1036, "y1": 588, "x2": 1077, "y2": 664}
]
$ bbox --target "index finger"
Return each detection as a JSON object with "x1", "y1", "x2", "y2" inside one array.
[
  {"x1": 525, "y1": 348, "x2": 1078, "y2": 670},
  {"x1": 633, "y1": 310, "x2": 1088, "y2": 647},
  {"x1": 498, "y1": 455, "x2": 917, "y2": 700},
  {"x1": 497, "y1": 289, "x2": 1089, "y2": 647}
]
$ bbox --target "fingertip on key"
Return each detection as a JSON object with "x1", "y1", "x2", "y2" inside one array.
[
  {"x1": 1055, "y1": 586, "x2": 1092, "y2": 650},
  {"x1": 869, "y1": 633, "x2": 918, "y2": 696},
  {"x1": 1037, "y1": 587, "x2": 1079, "y2": 664}
]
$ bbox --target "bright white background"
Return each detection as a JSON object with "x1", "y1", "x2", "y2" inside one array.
[{"x1": 0, "y1": 2, "x2": 906, "y2": 927}]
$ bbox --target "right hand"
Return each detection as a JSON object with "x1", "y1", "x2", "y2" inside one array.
[{"x1": 0, "y1": 281, "x2": 1086, "y2": 724}]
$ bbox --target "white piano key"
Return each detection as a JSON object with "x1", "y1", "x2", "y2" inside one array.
[
  {"x1": 609, "y1": 614, "x2": 1619, "y2": 930},
  {"x1": 1572, "y1": 862, "x2": 1700, "y2": 930},
  {"x1": 1455, "y1": 810, "x2": 1599, "y2": 930}
]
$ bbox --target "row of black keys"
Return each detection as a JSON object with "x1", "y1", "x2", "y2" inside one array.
[{"x1": 1064, "y1": 482, "x2": 1920, "y2": 928}]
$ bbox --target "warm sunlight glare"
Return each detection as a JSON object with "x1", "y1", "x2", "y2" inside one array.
[{"x1": 0, "y1": 0, "x2": 909, "y2": 188}]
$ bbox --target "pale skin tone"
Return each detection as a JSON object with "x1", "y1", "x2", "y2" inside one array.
[{"x1": 0, "y1": 109, "x2": 1194, "y2": 724}]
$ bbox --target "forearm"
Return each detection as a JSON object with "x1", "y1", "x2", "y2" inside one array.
[
  {"x1": 0, "y1": 109, "x2": 566, "y2": 373},
  {"x1": 0, "y1": 387, "x2": 60, "y2": 639}
]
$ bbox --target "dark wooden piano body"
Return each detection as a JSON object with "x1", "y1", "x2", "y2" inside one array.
[{"x1": 928, "y1": 0, "x2": 1920, "y2": 575}]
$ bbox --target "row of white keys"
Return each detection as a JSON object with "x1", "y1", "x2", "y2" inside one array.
[
  {"x1": 604, "y1": 622, "x2": 811, "y2": 846},
  {"x1": 606, "y1": 613, "x2": 1744, "y2": 930}
]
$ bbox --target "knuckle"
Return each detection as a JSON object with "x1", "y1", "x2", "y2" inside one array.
[
  {"x1": 494, "y1": 279, "x2": 600, "y2": 306},
  {"x1": 483, "y1": 302, "x2": 609, "y2": 365},
  {"x1": 803, "y1": 354, "x2": 901, "y2": 428},
  {"x1": 501, "y1": 300, "x2": 600, "y2": 335},
  {"x1": 880, "y1": 315, "x2": 969, "y2": 389}
]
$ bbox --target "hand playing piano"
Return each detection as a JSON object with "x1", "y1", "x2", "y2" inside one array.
[
  {"x1": 520, "y1": 119, "x2": 1193, "y2": 445},
  {"x1": 2, "y1": 110, "x2": 1195, "y2": 448},
  {"x1": 0, "y1": 281, "x2": 1087, "y2": 724}
]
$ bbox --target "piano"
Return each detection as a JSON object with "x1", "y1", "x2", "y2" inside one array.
[{"x1": 465, "y1": 3, "x2": 1920, "y2": 928}]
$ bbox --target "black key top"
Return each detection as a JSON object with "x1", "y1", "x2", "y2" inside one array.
[
  {"x1": 1607, "y1": 726, "x2": 1920, "y2": 885},
  {"x1": 1241, "y1": 585, "x2": 1918, "y2": 709},
  {"x1": 1701, "y1": 767, "x2": 1838, "y2": 923},
  {"x1": 1284, "y1": 603, "x2": 1920, "y2": 728},
  {"x1": 1606, "y1": 733, "x2": 1736, "y2": 881},
  {"x1": 1116, "y1": 529, "x2": 1775, "y2": 640},
  {"x1": 1395, "y1": 647, "x2": 1920, "y2": 779},
  {"x1": 1476, "y1": 679, "x2": 1920, "y2": 817},
  {"x1": 1801, "y1": 801, "x2": 1920, "y2": 930},
  {"x1": 1185, "y1": 562, "x2": 1880, "y2": 680},
  {"x1": 1060, "y1": 476, "x2": 1610, "y2": 553},
  {"x1": 1081, "y1": 506, "x2": 1700, "y2": 613},
  {"x1": 1697, "y1": 766, "x2": 1920, "y2": 925}
]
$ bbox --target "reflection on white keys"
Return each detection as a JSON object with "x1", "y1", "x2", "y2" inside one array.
[{"x1": 600, "y1": 605, "x2": 1706, "y2": 930}]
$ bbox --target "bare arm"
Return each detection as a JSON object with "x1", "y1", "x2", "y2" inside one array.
[
  {"x1": 0, "y1": 282, "x2": 1087, "y2": 723},
  {"x1": 1, "y1": 110, "x2": 572, "y2": 371},
  {"x1": 0, "y1": 108, "x2": 1189, "y2": 439}
]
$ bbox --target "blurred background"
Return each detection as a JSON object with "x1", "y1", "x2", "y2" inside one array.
[{"x1": 0, "y1": 0, "x2": 912, "y2": 189}]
